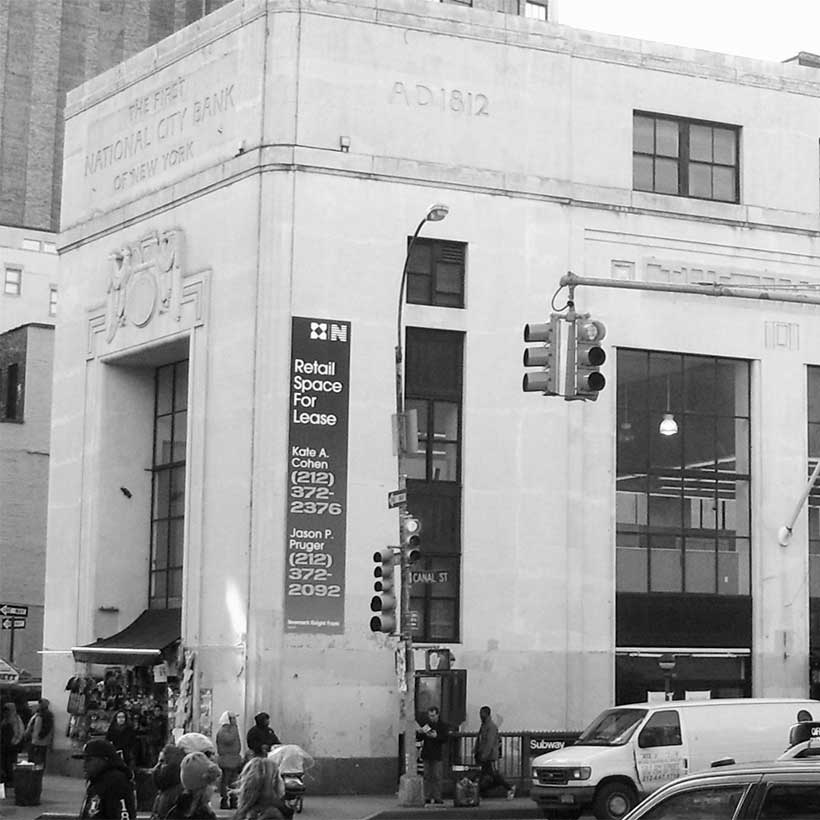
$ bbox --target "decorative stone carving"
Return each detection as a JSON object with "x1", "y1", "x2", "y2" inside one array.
[
  {"x1": 764, "y1": 321, "x2": 800, "y2": 351},
  {"x1": 104, "y1": 229, "x2": 182, "y2": 343},
  {"x1": 87, "y1": 227, "x2": 209, "y2": 359}
]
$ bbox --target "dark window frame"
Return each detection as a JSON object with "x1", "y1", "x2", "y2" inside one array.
[
  {"x1": 405, "y1": 328, "x2": 464, "y2": 643},
  {"x1": 4, "y1": 265, "x2": 22, "y2": 296},
  {"x1": 524, "y1": 0, "x2": 548, "y2": 20},
  {"x1": 149, "y1": 360, "x2": 188, "y2": 610},
  {"x1": 633, "y1": 111, "x2": 740, "y2": 203},
  {"x1": 406, "y1": 238, "x2": 466, "y2": 309},
  {"x1": 3, "y1": 362, "x2": 22, "y2": 421},
  {"x1": 616, "y1": 350, "x2": 751, "y2": 596}
]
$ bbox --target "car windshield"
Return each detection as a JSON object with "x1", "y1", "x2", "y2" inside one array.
[{"x1": 575, "y1": 708, "x2": 648, "y2": 746}]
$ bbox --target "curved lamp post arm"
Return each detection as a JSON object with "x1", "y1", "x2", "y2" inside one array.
[{"x1": 395, "y1": 218, "x2": 428, "y2": 415}]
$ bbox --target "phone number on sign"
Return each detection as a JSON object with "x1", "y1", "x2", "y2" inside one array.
[
  {"x1": 288, "y1": 501, "x2": 343, "y2": 515},
  {"x1": 287, "y1": 583, "x2": 341, "y2": 597}
]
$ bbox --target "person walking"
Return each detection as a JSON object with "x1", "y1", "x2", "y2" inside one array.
[
  {"x1": 417, "y1": 706, "x2": 449, "y2": 805},
  {"x1": 106, "y1": 710, "x2": 138, "y2": 769},
  {"x1": 215, "y1": 711, "x2": 242, "y2": 809},
  {"x1": 232, "y1": 756, "x2": 293, "y2": 820},
  {"x1": 150, "y1": 743, "x2": 187, "y2": 820},
  {"x1": 164, "y1": 751, "x2": 221, "y2": 819},
  {"x1": 75, "y1": 738, "x2": 137, "y2": 820},
  {"x1": 25, "y1": 699, "x2": 54, "y2": 767},
  {"x1": 0, "y1": 702, "x2": 26, "y2": 787},
  {"x1": 246, "y1": 713, "x2": 280, "y2": 758},
  {"x1": 474, "y1": 705, "x2": 515, "y2": 799}
]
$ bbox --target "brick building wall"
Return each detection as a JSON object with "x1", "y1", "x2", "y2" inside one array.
[
  {"x1": 0, "y1": 324, "x2": 53, "y2": 675},
  {"x1": 0, "y1": 0, "x2": 233, "y2": 231}
]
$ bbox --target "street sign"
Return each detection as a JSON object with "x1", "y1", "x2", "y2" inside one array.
[
  {"x1": 0, "y1": 604, "x2": 27, "y2": 617},
  {"x1": 1, "y1": 618, "x2": 25, "y2": 630},
  {"x1": 388, "y1": 489, "x2": 407, "y2": 509}
]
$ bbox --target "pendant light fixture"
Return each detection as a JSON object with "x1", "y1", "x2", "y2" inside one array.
[
  {"x1": 659, "y1": 376, "x2": 678, "y2": 437},
  {"x1": 619, "y1": 386, "x2": 635, "y2": 443}
]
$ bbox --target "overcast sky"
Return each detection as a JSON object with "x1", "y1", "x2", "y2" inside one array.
[{"x1": 557, "y1": 1, "x2": 818, "y2": 64}]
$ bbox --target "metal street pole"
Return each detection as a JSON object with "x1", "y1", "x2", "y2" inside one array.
[{"x1": 395, "y1": 204, "x2": 448, "y2": 806}]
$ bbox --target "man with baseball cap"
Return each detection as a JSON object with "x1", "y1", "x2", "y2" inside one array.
[{"x1": 74, "y1": 738, "x2": 136, "y2": 820}]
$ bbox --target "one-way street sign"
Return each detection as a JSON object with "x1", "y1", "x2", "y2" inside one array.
[
  {"x1": 0, "y1": 604, "x2": 28, "y2": 617},
  {"x1": 1, "y1": 618, "x2": 26, "y2": 630}
]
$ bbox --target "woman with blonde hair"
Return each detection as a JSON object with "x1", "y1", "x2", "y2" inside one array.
[{"x1": 232, "y1": 757, "x2": 292, "y2": 820}]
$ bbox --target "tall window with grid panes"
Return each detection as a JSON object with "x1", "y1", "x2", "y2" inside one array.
[
  {"x1": 616, "y1": 350, "x2": 752, "y2": 702},
  {"x1": 149, "y1": 360, "x2": 188, "y2": 610},
  {"x1": 403, "y1": 236, "x2": 465, "y2": 643},
  {"x1": 807, "y1": 367, "x2": 820, "y2": 694}
]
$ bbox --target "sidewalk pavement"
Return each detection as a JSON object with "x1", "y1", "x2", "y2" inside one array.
[{"x1": 0, "y1": 774, "x2": 543, "y2": 820}]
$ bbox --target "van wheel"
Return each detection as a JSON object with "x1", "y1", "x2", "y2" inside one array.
[{"x1": 593, "y1": 782, "x2": 637, "y2": 820}]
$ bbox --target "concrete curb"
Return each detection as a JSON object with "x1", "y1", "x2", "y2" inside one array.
[{"x1": 367, "y1": 800, "x2": 543, "y2": 820}]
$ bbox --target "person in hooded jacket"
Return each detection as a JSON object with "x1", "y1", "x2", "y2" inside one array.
[
  {"x1": 246, "y1": 714, "x2": 280, "y2": 758},
  {"x1": 150, "y1": 743, "x2": 187, "y2": 820},
  {"x1": 76, "y1": 738, "x2": 137, "y2": 820},
  {"x1": 216, "y1": 711, "x2": 242, "y2": 809},
  {"x1": 25, "y1": 698, "x2": 54, "y2": 767},
  {"x1": 165, "y1": 751, "x2": 221, "y2": 820},
  {"x1": 150, "y1": 732, "x2": 218, "y2": 820}
]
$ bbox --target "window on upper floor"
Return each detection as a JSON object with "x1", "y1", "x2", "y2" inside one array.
[
  {"x1": 4, "y1": 266, "x2": 21, "y2": 296},
  {"x1": 3, "y1": 363, "x2": 22, "y2": 421},
  {"x1": 407, "y1": 238, "x2": 466, "y2": 308},
  {"x1": 49, "y1": 286, "x2": 58, "y2": 317},
  {"x1": 524, "y1": 0, "x2": 548, "y2": 20},
  {"x1": 633, "y1": 112, "x2": 740, "y2": 203}
]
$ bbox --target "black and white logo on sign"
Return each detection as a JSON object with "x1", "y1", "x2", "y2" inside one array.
[{"x1": 310, "y1": 322, "x2": 328, "y2": 340}]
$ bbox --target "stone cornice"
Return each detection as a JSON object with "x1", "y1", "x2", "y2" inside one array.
[
  {"x1": 58, "y1": 144, "x2": 820, "y2": 252},
  {"x1": 63, "y1": 0, "x2": 820, "y2": 120}
]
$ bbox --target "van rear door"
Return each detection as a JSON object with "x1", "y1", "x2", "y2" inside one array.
[{"x1": 634, "y1": 709, "x2": 688, "y2": 794}]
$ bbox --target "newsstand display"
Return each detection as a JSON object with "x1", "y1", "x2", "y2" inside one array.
[{"x1": 65, "y1": 664, "x2": 178, "y2": 768}]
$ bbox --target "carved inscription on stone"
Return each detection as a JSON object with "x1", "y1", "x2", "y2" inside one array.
[
  {"x1": 390, "y1": 82, "x2": 489, "y2": 116},
  {"x1": 83, "y1": 77, "x2": 236, "y2": 195}
]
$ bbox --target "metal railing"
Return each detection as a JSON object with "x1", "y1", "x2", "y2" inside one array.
[{"x1": 445, "y1": 730, "x2": 581, "y2": 795}]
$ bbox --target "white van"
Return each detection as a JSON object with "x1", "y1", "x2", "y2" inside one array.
[{"x1": 529, "y1": 698, "x2": 819, "y2": 820}]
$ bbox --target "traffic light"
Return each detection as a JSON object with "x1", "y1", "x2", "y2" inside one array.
[
  {"x1": 573, "y1": 316, "x2": 606, "y2": 400},
  {"x1": 523, "y1": 316, "x2": 560, "y2": 396},
  {"x1": 401, "y1": 513, "x2": 422, "y2": 564},
  {"x1": 369, "y1": 548, "x2": 397, "y2": 634}
]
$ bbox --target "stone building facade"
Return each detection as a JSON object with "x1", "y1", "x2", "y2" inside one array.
[{"x1": 42, "y1": 0, "x2": 820, "y2": 790}]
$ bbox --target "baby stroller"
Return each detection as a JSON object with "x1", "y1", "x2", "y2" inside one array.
[{"x1": 268, "y1": 744, "x2": 314, "y2": 814}]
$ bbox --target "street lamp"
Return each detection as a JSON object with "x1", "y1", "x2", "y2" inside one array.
[{"x1": 395, "y1": 202, "x2": 449, "y2": 807}]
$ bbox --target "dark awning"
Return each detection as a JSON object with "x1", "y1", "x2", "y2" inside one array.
[{"x1": 72, "y1": 609, "x2": 181, "y2": 665}]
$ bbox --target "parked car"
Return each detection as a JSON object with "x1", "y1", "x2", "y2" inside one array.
[
  {"x1": 619, "y1": 759, "x2": 820, "y2": 820},
  {"x1": 530, "y1": 698, "x2": 820, "y2": 820}
]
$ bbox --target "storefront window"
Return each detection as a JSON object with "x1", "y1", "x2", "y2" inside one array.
[{"x1": 616, "y1": 351, "x2": 751, "y2": 595}]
